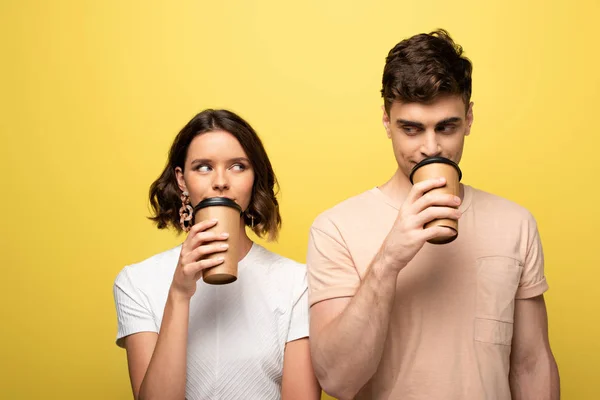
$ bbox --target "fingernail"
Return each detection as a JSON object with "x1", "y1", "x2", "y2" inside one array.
[
  {"x1": 454, "y1": 196, "x2": 461, "y2": 204},
  {"x1": 439, "y1": 177, "x2": 446, "y2": 183},
  {"x1": 211, "y1": 218, "x2": 218, "y2": 222},
  {"x1": 218, "y1": 257, "x2": 225, "y2": 261},
  {"x1": 221, "y1": 232, "x2": 229, "y2": 238},
  {"x1": 220, "y1": 243, "x2": 229, "y2": 249}
]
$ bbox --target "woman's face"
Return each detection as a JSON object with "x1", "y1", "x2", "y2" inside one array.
[{"x1": 175, "y1": 130, "x2": 255, "y2": 212}]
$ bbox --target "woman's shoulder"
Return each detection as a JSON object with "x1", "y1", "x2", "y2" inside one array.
[
  {"x1": 244, "y1": 244, "x2": 308, "y2": 307},
  {"x1": 114, "y1": 245, "x2": 182, "y2": 289},
  {"x1": 245, "y1": 244, "x2": 306, "y2": 280},
  {"x1": 248, "y1": 243, "x2": 304, "y2": 266}
]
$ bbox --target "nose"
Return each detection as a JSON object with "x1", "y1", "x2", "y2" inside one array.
[
  {"x1": 420, "y1": 131, "x2": 442, "y2": 158},
  {"x1": 212, "y1": 169, "x2": 230, "y2": 192}
]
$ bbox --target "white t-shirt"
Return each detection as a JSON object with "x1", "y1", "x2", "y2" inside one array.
[{"x1": 113, "y1": 243, "x2": 309, "y2": 400}]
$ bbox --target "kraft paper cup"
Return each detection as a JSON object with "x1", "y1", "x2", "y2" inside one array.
[
  {"x1": 409, "y1": 157, "x2": 462, "y2": 245},
  {"x1": 193, "y1": 197, "x2": 242, "y2": 284}
]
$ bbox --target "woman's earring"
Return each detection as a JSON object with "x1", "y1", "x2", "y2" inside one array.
[
  {"x1": 179, "y1": 191, "x2": 193, "y2": 232},
  {"x1": 245, "y1": 211, "x2": 255, "y2": 229}
]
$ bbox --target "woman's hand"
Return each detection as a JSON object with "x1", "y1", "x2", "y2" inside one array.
[{"x1": 170, "y1": 219, "x2": 229, "y2": 299}]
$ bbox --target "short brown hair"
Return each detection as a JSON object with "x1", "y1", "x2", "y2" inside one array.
[
  {"x1": 148, "y1": 109, "x2": 281, "y2": 240},
  {"x1": 381, "y1": 29, "x2": 472, "y2": 114}
]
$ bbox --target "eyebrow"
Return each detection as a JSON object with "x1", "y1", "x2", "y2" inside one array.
[
  {"x1": 396, "y1": 119, "x2": 425, "y2": 129},
  {"x1": 190, "y1": 158, "x2": 211, "y2": 166},
  {"x1": 396, "y1": 117, "x2": 462, "y2": 128},
  {"x1": 190, "y1": 157, "x2": 251, "y2": 165},
  {"x1": 435, "y1": 117, "x2": 462, "y2": 126},
  {"x1": 229, "y1": 157, "x2": 251, "y2": 164}
]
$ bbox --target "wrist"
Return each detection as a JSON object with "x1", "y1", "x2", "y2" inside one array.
[
  {"x1": 380, "y1": 241, "x2": 409, "y2": 271},
  {"x1": 370, "y1": 248, "x2": 405, "y2": 283},
  {"x1": 168, "y1": 286, "x2": 193, "y2": 305}
]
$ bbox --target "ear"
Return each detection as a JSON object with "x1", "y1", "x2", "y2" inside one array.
[
  {"x1": 465, "y1": 102, "x2": 474, "y2": 136},
  {"x1": 382, "y1": 105, "x2": 392, "y2": 139},
  {"x1": 175, "y1": 167, "x2": 187, "y2": 193}
]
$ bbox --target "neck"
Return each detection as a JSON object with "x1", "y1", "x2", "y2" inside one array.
[{"x1": 379, "y1": 168, "x2": 412, "y2": 201}]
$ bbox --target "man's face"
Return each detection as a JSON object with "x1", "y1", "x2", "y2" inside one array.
[{"x1": 382, "y1": 95, "x2": 474, "y2": 179}]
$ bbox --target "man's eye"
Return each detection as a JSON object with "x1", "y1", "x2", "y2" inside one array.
[
  {"x1": 438, "y1": 125, "x2": 456, "y2": 133},
  {"x1": 403, "y1": 126, "x2": 419, "y2": 135}
]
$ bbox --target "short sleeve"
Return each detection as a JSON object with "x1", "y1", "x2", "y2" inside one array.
[
  {"x1": 113, "y1": 267, "x2": 158, "y2": 347},
  {"x1": 306, "y1": 215, "x2": 361, "y2": 307},
  {"x1": 515, "y1": 217, "x2": 549, "y2": 299},
  {"x1": 287, "y1": 273, "x2": 310, "y2": 343}
]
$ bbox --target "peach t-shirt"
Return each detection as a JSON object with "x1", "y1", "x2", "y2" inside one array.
[{"x1": 307, "y1": 185, "x2": 548, "y2": 400}]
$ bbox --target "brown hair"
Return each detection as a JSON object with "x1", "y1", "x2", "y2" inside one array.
[
  {"x1": 148, "y1": 109, "x2": 281, "y2": 240},
  {"x1": 381, "y1": 29, "x2": 472, "y2": 114}
]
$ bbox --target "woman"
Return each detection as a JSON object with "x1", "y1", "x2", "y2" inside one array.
[{"x1": 113, "y1": 109, "x2": 320, "y2": 400}]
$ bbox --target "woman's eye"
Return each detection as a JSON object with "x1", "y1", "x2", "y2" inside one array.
[
  {"x1": 231, "y1": 163, "x2": 246, "y2": 171},
  {"x1": 196, "y1": 165, "x2": 211, "y2": 172}
]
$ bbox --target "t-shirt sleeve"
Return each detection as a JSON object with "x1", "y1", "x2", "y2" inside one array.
[
  {"x1": 113, "y1": 267, "x2": 158, "y2": 347},
  {"x1": 287, "y1": 272, "x2": 310, "y2": 343},
  {"x1": 515, "y1": 216, "x2": 549, "y2": 299},
  {"x1": 306, "y1": 214, "x2": 361, "y2": 307}
]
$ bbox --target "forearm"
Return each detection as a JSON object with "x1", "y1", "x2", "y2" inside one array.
[
  {"x1": 510, "y1": 353, "x2": 560, "y2": 400},
  {"x1": 312, "y1": 251, "x2": 401, "y2": 399},
  {"x1": 281, "y1": 339, "x2": 321, "y2": 400},
  {"x1": 139, "y1": 290, "x2": 190, "y2": 400}
]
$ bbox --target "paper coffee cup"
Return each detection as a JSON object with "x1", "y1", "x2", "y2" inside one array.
[
  {"x1": 193, "y1": 197, "x2": 242, "y2": 284},
  {"x1": 409, "y1": 156, "x2": 462, "y2": 245}
]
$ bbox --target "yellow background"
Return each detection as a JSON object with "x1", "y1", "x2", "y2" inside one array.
[{"x1": 1, "y1": 1, "x2": 598, "y2": 399}]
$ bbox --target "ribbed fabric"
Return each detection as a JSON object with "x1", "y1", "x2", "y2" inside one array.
[{"x1": 113, "y1": 243, "x2": 309, "y2": 400}]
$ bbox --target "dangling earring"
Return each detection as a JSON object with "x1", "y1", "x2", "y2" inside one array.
[
  {"x1": 179, "y1": 191, "x2": 193, "y2": 232},
  {"x1": 245, "y1": 211, "x2": 255, "y2": 229}
]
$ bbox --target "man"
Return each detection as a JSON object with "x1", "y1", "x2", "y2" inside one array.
[{"x1": 307, "y1": 29, "x2": 560, "y2": 400}]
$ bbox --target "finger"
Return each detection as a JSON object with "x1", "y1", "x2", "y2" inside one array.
[
  {"x1": 190, "y1": 218, "x2": 219, "y2": 233},
  {"x1": 406, "y1": 177, "x2": 448, "y2": 204},
  {"x1": 191, "y1": 242, "x2": 229, "y2": 261},
  {"x1": 412, "y1": 191, "x2": 461, "y2": 214},
  {"x1": 182, "y1": 219, "x2": 219, "y2": 251},
  {"x1": 415, "y1": 206, "x2": 462, "y2": 228},
  {"x1": 421, "y1": 225, "x2": 458, "y2": 243},
  {"x1": 188, "y1": 230, "x2": 229, "y2": 250},
  {"x1": 182, "y1": 257, "x2": 225, "y2": 277},
  {"x1": 181, "y1": 241, "x2": 228, "y2": 265}
]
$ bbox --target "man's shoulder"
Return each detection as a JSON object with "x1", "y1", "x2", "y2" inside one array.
[
  {"x1": 311, "y1": 189, "x2": 381, "y2": 232},
  {"x1": 470, "y1": 186, "x2": 536, "y2": 223}
]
